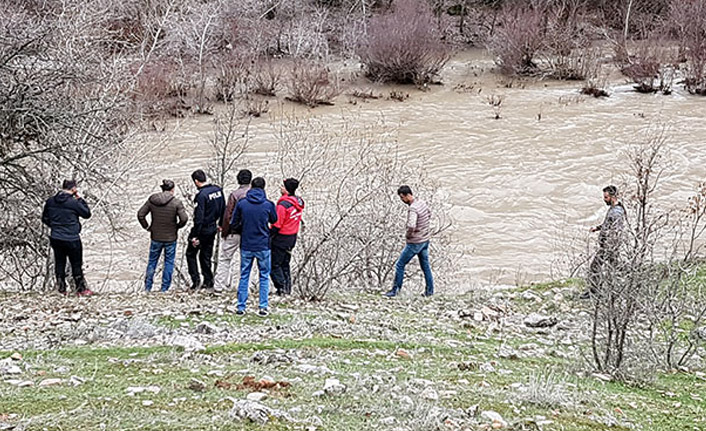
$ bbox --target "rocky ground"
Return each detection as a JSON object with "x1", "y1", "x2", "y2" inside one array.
[{"x1": 1, "y1": 281, "x2": 705, "y2": 430}]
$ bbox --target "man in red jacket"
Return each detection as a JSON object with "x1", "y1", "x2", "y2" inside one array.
[{"x1": 270, "y1": 178, "x2": 304, "y2": 296}]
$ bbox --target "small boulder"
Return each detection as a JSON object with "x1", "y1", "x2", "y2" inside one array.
[{"x1": 524, "y1": 313, "x2": 558, "y2": 328}]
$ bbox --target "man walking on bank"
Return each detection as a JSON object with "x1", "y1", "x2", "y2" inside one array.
[
  {"x1": 230, "y1": 177, "x2": 277, "y2": 316},
  {"x1": 42, "y1": 179, "x2": 93, "y2": 296},
  {"x1": 137, "y1": 179, "x2": 189, "y2": 292},
  {"x1": 213, "y1": 169, "x2": 252, "y2": 292},
  {"x1": 581, "y1": 185, "x2": 625, "y2": 299},
  {"x1": 271, "y1": 178, "x2": 304, "y2": 296},
  {"x1": 187, "y1": 169, "x2": 225, "y2": 290},
  {"x1": 384, "y1": 185, "x2": 434, "y2": 298}
]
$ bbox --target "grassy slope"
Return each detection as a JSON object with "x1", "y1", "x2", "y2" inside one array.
[{"x1": 1, "y1": 286, "x2": 705, "y2": 431}]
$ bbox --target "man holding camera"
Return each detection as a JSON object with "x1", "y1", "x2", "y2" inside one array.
[{"x1": 42, "y1": 179, "x2": 93, "y2": 296}]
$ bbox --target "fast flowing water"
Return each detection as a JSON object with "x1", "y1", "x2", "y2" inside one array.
[{"x1": 83, "y1": 50, "x2": 706, "y2": 291}]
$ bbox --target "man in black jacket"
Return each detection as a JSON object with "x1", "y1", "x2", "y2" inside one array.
[
  {"x1": 187, "y1": 169, "x2": 225, "y2": 290},
  {"x1": 41, "y1": 179, "x2": 93, "y2": 296}
]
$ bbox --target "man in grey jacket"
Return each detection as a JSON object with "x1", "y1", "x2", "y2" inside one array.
[
  {"x1": 137, "y1": 179, "x2": 189, "y2": 292},
  {"x1": 384, "y1": 185, "x2": 434, "y2": 298},
  {"x1": 581, "y1": 185, "x2": 625, "y2": 299}
]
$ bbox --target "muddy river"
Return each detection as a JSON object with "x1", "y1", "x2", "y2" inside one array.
[{"x1": 82, "y1": 50, "x2": 706, "y2": 292}]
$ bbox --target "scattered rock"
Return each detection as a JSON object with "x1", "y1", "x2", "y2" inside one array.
[
  {"x1": 5, "y1": 379, "x2": 33, "y2": 387},
  {"x1": 481, "y1": 410, "x2": 508, "y2": 429},
  {"x1": 142, "y1": 400, "x2": 154, "y2": 406},
  {"x1": 195, "y1": 321, "x2": 220, "y2": 334},
  {"x1": 188, "y1": 378, "x2": 207, "y2": 392},
  {"x1": 38, "y1": 378, "x2": 63, "y2": 387},
  {"x1": 421, "y1": 386, "x2": 439, "y2": 401},
  {"x1": 323, "y1": 378, "x2": 346, "y2": 396},
  {"x1": 228, "y1": 399, "x2": 289, "y2": 425},
  {"x1": 1, "y1": 365, "x2": 21, "y2": 375},
  {"x1": 9, "y1": 353, "x2": 22, "y2": 361},
  {"x1": 396, "y1": 349, "x2": 412, "y2": 360},
  {"x1": 171, "y1": 335, "x2": 205, "y2": 352},
  {"x1": 246, "y1": 392, "x2": 268, "y2": 402},
  {"x1": 521, "y1": 291, "x2": 541, "y2": 301},
  {"x1": 524, "y1": 313, "x2": 558, "y2": 328}
]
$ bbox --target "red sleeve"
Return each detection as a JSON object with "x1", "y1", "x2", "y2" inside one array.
[{"x1": 273, "y1": 202, "x2": 286, "y2": 229}]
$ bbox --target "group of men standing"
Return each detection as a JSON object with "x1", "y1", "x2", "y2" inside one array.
[
  {"x1": 136, "y1": 169, "x2": 304, "y2": 316},
  {"x1": 41, "y1": 174, "x2": 437, "y2": 308},
  {"x1": 40, "y1": 171, "x2": 622, "y2": 307}
]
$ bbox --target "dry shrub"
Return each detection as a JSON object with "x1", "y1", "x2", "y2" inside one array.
[
  {"x1": 668, "y1": 0, "x2": 706, "y2": 95},
  {"x1": 541, "y1": 2, "x2": 597, "y2": 80},
  {"x1": 487, "y1": 3, "x2": 546, "y2": 76},
  {"x1": 358, "y1": 0, "x2": 450, "y2": 84},
  {"x1": 619, "y1": 41, "x2": 677, "y2": 94},
  {"x1": 285, "y1": 61, "x2": 340, "y2": 107},
  {"x1": 252, "y1": 58, "x2": 282, "y2": 96},
  {"x1": 133, "y1": 59, "x2": 192, "y2": 118},
  {"x1": 587, "y1": 131, "x2": 706, "y2": 378},
  {"x1": 273, "y1": 114, "x2": 455, "y2": 300},
  {"x1": 0, "y1": 5, "x2": 131, "y2": 290}
]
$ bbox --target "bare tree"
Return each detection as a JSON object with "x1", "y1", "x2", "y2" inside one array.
[
  {"x1": 273, "y1": 113, "x2": 455, "y2": 300},
  {"x1": 0, "y1": 4, "x2": 131, "y2": 290}
]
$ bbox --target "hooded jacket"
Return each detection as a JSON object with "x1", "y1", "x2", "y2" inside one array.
[
  {"x1": 230, "y1": 188, "x2": 277, "y2": 252},
  {"x1": 271, "y1": 194, "x2": 304, "y2": 248},
  {"x1": 42, "y1": 191, "x2": 91, "y2": 241},
  {"x1": 190, "y1": 184, "x2": 225, "y2": 238},
  {"x1": 137, "y1": 191, "x2": 189, "y2": 242},
  {"x1": 220, "y1": 185, "x2": 250, "y2": 238}
]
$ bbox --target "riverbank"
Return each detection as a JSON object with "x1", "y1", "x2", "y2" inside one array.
[{"x1": 1, "y1": 282, "x2": 704, "y2": 430}]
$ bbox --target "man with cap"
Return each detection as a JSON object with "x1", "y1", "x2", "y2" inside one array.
[
  {"x1": 137, "y1": 179, "x2": 189, "y2": 292},
  {"x1": 270, "y1": 178, "x2": 304, "y2": 296},
  {"x1": 42, "y1": 179, "x2": 93, "y2": 295}
]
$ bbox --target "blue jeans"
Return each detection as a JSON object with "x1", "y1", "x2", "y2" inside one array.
[
  {"x1": 144, "y1": 240, "x2": 177, "y2": 292},
  {"x1": 237, "y1": 250, "x2": 271, "y2": 311},
  {"x1": 393, "y1": 241, "x2": 434, "y2": 295}
]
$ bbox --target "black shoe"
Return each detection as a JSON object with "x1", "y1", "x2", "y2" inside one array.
[
  {"x1": 236, "y1": 310, "x2": 245, "y2": 315},
  {"x1": 258, "y1": 308, "x2": 269, "y2": 317},
  {"x1": 190, "y1": 281, "x2": 201, "y2": 290},
  {"x1": 421, "y1": 291, "x2": 434, "y2": 297},
  {"x1": 74, "y1": 276, "x2": 88, "y2": 293},
  {"x1": 57, "y1": 278, "x2": 67, "y2": 295},
  {"x1": 202, "y1": 282, "x2": 214, "y2": 290}
]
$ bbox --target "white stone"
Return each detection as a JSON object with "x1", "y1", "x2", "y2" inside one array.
[
  {"x1": 420, "y1": 387, "x2": 439, "y2": 401},
  {"x1": 247, "y1": 392, "x2": 268, "y2": 402},
  {"x1": 38, "y1": 378, "x2": 63, "y2": 387},
  {"x1": 323, "y1": 378, "x2": 346, "y2": 396},
  {"x1": 481, "y1": 411, "x2": 508, "y2": 428}
]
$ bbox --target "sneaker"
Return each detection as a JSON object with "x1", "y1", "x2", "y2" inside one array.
[
  {"x1": 77, "y1": 288, "x2": 95, "y2": 297},
  {"x1": 421, "y1": 292, "x2": 434, "y2": 298},
  {"x1": 190, "y1": 281, "x2": 201, "y2": 290},
  {"x1": 383, "y1": 289, "x2": 398, "y2": 298},
  {"x1": 236, "y1": 310, "x2": 245, "y2": 316},
  {"x1": 258, "y1": 308, "x2": 269, "y2": 317}
]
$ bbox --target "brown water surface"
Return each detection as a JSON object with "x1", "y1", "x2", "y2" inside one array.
[{"x1": 83, "y1": 50, "x2": 706, "y2": 291}]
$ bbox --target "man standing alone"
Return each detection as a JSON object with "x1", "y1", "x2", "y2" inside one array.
[
  {"x1": 384, "y1": 185, "x2": 434, "y2": 298},
  {"x1": 137, "y1": 179, "x2": 188, "y2": 292},
  {"x1": 187, "y1": 169, "x2": 225, "y2": 290},
  {"x1": 582, "y1": 185, "x2": 625, "y2": 299},
  {"x1": 271, "y1": 178, "x2": 304, "y2": 296},
  {"x1": 213, "y1": 169, "x2": 252, "y2": 292},
  {"x1": 42, "y1": 179, "x2": 93, "y2": 296},
  {"x1": 230, "y1": 177, "x2": 277, "y2": 316}
]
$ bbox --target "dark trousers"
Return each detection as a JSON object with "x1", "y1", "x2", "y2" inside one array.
[
  {"x1": 50, "y1": 238, "x2": 85, "y2": 291},
  {"x1": 588, "y1": 246, "x2": 618, "y2": 293},
  {"x1": 271, "y1": 245, "x2": 293, "y2": 295},
  {"x1": 186, "y1": 232, "x2": 216, "y2": 287}
]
